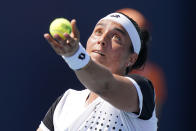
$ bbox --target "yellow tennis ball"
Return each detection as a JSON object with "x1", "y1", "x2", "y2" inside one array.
[{"x1": 49, "y1": 18, "x2": 72, "y2": 40}]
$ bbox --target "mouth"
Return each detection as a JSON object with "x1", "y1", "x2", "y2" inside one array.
[{"x1": 92, "y1": 50, "x2": 105, "y2": 56}]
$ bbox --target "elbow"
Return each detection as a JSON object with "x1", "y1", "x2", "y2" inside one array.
[
  {"x1": 94, "y1": 81, "x2": 110, "y2": 96},
  {"x1": 93, "y1": 73, "x2": 113, "y2": 96}
]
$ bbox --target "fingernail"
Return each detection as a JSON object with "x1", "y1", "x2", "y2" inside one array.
[
  {"x1": 54, "y1": 34, "x2": 59, "y2": 38},
  {"x1": 44, "y1": 34, "x2": 49, "y2": 39},
  {"x1": 64, "y1": 33, "x2": 69, "y2": 37}
]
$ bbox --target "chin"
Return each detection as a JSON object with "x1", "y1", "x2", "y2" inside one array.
[
  {"x1": 91, "y1": 57, "x2": 103, "y2": 64},
  {"x1": 90, "y1": 55, "x2": 106, "y2": 66}
]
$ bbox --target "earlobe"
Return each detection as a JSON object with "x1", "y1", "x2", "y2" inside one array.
[
  {"x1": 125, "y1": 62, "x2": 130, "y2": 67},
  {"x1": 128, "y1": 53, "x2": 138, "y2": 66}
]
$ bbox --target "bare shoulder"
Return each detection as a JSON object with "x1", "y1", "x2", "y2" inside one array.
[{"x1": 36, "y1": 128, "x2": 43, "y2": 131}]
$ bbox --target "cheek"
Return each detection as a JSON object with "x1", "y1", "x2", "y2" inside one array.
[
  {"x1": 110, "y1": 48, "x2": 129, "y2": 62},
  {"x1": 88, "y1": 35, "x2": 98, "y2": 43},
  {"x1": 86, "y1": 36, "x2": 96, "y2": 52}
]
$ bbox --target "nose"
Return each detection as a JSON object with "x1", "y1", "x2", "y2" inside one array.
[
  {"x1": 97, "y1": 33, "x2": 108, "y2": 47},
  {"x1": 97, "y1": 40, "x2": 105, "y2": 47}
]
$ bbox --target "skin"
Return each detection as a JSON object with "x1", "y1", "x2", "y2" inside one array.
[
  {"x1": 86, "y1": 19, "x2": 137, "y2": 75},
  {"x1": 117, "y1": 8, "x2": 164, "y2": 118},
  {"x1": 37, "y1": 18, "x2": 139, "y2": 131}
]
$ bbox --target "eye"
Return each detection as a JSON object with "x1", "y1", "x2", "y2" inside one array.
[
  {"x1": 113, "y1": 34, "x2": 121, "y2": 41},
  {"x1": 94, "y1": 29, "x2": 102, "y2": 36}
]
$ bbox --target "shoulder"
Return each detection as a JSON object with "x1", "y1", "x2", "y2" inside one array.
[
  {"x1": 127, "y1": 74, "x2": 153, "y2": 88},
  {"x1": 126, "y1": 74, "x2": 156, "y2": 120},
  {"x1": 126, "y1": 74, "x2": 154, "y2": 97},
  {"x1": 41, "y1": 89, "x2": 88, "y2": 131},
  {"x1": 55, "y1": 89, "x2": 89, "y2": 109}
]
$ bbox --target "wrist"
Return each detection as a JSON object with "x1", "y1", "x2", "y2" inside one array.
[
  {"x1": 62, "y1": 43, "x2": 80, "y2": 57},
  {"x1": 62, "y1": 42, "x2": 90, "y2": 70}
]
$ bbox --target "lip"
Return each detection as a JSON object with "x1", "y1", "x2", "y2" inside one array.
[{"x1": 92, "y1": 50, "x2": 105, "y2": 56}]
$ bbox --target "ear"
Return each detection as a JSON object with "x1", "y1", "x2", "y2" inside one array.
[{"x1": 126, "y1": 53, "x2": 138, "y2": 67}]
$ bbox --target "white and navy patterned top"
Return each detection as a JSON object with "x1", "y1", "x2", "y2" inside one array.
[{"x1": 39, "y1": 74, "x2": 157, "y2": 131}]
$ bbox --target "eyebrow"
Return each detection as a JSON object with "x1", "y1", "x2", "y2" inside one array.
[
  {"x1": 114, "y1": 27, "x2": 126, "y2": 36},
  {"x1": 95, "y1": 22, "x2": 106, "y2": 27},
  {"x1": 95, "y1": 22, "x2": 127, "y2": 36}
]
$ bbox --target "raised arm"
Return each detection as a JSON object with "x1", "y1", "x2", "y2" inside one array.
[
  {"x1": 75, "y1": 59, "x2": 139, "y2": 112},
  {"x1": 44, "y1": 19, "x2": 139, "y2": 113}
]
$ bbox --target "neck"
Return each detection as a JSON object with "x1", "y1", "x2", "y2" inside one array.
[{"x1": 85, "y1": 92, "x2": 98, "y2": 107}]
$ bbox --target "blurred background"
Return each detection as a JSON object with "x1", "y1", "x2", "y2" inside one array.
[{"x1": 0, "y1": 0, "x2": 195, "y2": 130}]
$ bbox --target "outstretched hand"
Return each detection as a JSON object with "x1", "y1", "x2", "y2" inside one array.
[{"x1": 44, "y1": 19, "x2": 80, "y2": 57}]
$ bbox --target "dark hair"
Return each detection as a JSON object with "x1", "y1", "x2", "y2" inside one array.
[{"x1": 117, "y1": 13, "x2": 150, "y2": 75}]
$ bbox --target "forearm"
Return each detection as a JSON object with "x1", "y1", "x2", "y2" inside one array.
[
  {"x1": 75, "y1": 59, "x2": 139, "y2": 112},
  {"x1": 75, "y1": 59, "x2": 114, "y2": 95}
]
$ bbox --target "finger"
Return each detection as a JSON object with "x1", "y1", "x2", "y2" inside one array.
[
  {"x1": 44, "y1": 33, "x2": 62, "y2": 48},
  {"x1": 70, "y1": 19, "x2": 80, "y2": 40},
  {"x1": 63, "y1": 33, "x2": 76, "y2": 48},
  {"x1": 53, "y1": 34, "x2": 64, "y2": 44},
  {"x1": 44, "y1": 33, "x2": 57, "y2": 44},
  {"x1": 63, "y1": 33, "x2": 74, "y2": 43}
]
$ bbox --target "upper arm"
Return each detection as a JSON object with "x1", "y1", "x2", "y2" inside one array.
[
  {"x1": 75, "y1": 60, "x2": 155, "y2": 119},
  {"x1": 130, "y1": 74, "x2": 155, "y2": 120},
  {"x1": 96, "y1": 74, "x2": 155, "y2": 120},
  {"x1": 96, "y1": 74, "x2": 140, "y2": 113}
]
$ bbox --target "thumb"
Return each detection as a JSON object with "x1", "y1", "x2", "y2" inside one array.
[{"x1": 71, "y1": 19, "x2": 80, "y2": 40}]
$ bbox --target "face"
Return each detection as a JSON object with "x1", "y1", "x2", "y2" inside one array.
[{"x1": 86, "y1": 19, "x2": 136, "y2": 75}]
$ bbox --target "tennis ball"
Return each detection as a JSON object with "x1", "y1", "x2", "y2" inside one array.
[{"x1": 49, "y1": 18, "x2": 72, "y2": 40}]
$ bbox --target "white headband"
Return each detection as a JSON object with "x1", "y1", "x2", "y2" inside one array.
[{"x1": 100, "y1": 13, "x2": 141, "y2": 54}]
